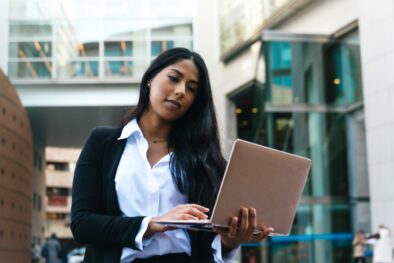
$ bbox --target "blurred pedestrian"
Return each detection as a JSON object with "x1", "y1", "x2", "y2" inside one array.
[
  {"x1": 32, "y1": 241, "x2": 41, "y2": 263},
  {"x1": 353, "y1": 229, "x2": 367, "y2": 263},
  {"x1": 42, "y1": 233, "x2": 61, "y2": 263},
  {"x1": 71, "y1": 47, "x2": 273, "y2": 262},
  {"x1": 372, "y1": 224, "x2": 393, "y2": 263}
]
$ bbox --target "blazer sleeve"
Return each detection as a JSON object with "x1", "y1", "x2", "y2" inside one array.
[{"x1": 70, "y1": 127, "x2": 144, "y2": 249}]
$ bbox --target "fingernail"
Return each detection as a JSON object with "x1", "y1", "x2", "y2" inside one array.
[{"x1": 268, "y1": 227, "x2": 274, "y2": 232}]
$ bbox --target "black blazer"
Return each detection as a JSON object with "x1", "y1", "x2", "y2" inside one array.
[{"x1": 71, "y1": 127, "x2": 216, "y2": 262}]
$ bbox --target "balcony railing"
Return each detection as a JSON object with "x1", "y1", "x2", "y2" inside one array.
[{"x1": 47, "y1": 195, "x2": 67, "y2": 206}]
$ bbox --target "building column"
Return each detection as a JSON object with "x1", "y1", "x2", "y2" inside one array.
[{"x1": 359, "y1": 0, "x2": 394, "y2": 231}]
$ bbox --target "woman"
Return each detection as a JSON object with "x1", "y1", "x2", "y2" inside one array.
[
  {"x1": 71, "y1": 47, "x2": 273, "y2": 263},
  {"x1": 352, "y1": 230, "x2": 366, "y2": 263}
]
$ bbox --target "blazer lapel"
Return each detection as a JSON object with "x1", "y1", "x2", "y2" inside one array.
[{"x1": 104, "y1": 130, "x2": 126, "y2": 215}]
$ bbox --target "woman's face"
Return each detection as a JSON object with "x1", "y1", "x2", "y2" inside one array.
[{"x1": 147, "y1": 59, "x2": 200, "y2": 122}]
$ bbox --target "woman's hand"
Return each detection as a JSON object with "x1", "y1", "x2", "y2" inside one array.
[
  {"x1": 214, "y1": 207, "x2": 274, "y2": 252},
  {"x1": 144, "y1": 204, "x2": 209, "y2": 237}
]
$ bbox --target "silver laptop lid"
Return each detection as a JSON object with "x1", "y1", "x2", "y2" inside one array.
[{"x1": 210, "y1": 139, "x2": 311, "y2": 235}]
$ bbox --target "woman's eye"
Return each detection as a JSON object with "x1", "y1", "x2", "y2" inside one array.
[
  {"x1": 168, "y1": 75, "x2": 178, "y2": 82},
  {"x1": 187, "y1": 85, "x2": 197, "y2": 93}
]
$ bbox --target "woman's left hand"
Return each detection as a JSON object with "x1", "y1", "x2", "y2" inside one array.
[{"x1": 213, "y1": 207, "x2": 274, "y2": 252}]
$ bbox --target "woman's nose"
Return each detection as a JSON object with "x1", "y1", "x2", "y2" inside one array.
[{"x1": 174, "y1": 83, "x2": 186, "y2": 96}]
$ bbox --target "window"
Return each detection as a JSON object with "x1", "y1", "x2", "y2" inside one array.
[
  {"x1": 8, "y1": 1, "x2": 194, "y2": 80},
  {"x1": 104, "y1": 41, "x2": 133, "y2": 57},
  {"x1": 47, "y1": 187, "x2": 69, "y2": 196},
  {"x1": 255, "y1": 30, "x2": 366, "y2": 263},
  {"x1": 8, "y1": 22, "x2": 53, "y2": 79},
  {"x1": 46, "y1": 162, "x2": 69, "y2": 171},
  {"x1": 219, "y1": 0, "x2": 291, "y2": 56},
  {"x1": 9, "y1": 41, "x2": 52, "y2": 58},
  {"x1": 151, "y1": 41, "x2": 174, "y2": 57},
  {"x1": 46, "y1": 212, "x2": 67, "y2": 220}
]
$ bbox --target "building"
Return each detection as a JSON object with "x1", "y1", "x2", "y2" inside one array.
[
  {"x1": 213, "y1": 0, "x2": 394, "y2": 262},
  {"x1": 2, "y1": 0, "x2": 394, "y2": 262},
  {"x1": 0, "y1": 0, "x2": 208, "y2": 259},
  {"x1": 44, "y1": 147, "x2": 80, "y2": 247},
  {"x1": 4, "y1": 0, "x2": 195, "y2": 149},
  {"x1": 0, "y1": 69, "x2": 34, "y2": 262}
]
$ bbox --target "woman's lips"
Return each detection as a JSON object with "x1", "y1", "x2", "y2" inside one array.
[{"x1": 166, "y1": 99, "x2": 181, "y2": 109}]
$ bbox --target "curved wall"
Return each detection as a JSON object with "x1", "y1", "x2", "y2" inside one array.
[{"x1": 0, "y1": 70, "x2": 33, "y2": 262}]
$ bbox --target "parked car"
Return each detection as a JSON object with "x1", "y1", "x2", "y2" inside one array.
[{"x1": 67, "y1": 247, "x2": 85, "y2": 263}]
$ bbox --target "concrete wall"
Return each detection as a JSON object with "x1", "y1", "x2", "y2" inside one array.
[
  {"x1": 276, "y1": 0, "x2": 361, "y2": 35},
  {"x1": 358, "y1": 0, "x2": 394, "y2": 232}
]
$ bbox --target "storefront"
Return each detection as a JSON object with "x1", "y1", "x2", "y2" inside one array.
[{"x1": 228, "y1": 27, "x2": 369, "y2": 262}]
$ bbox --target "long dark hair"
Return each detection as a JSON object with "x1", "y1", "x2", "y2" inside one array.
[{"x1": 120, "y1": 47, "x2": 226, "y2": 209}]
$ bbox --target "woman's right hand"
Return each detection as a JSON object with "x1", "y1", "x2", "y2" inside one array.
[{"x1": 144, "y1": 204, "x2": 209, "y2": 237}]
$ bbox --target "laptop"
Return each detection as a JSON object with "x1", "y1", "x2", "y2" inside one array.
[{"x1": 153, "y1": 139, "x2": 312, "y2": 236}]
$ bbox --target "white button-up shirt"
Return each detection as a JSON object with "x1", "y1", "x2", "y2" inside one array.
[{"x1": 115, "y1": 118, "x2": 235, "y2": 263}]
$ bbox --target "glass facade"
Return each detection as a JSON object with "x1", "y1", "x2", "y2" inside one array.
[
  {"x1": 8, "y1": 0, "x2": 194, "y2": 80},
  {"x1": 265, "y1": 36, "x2": 363, "y2": 107},
  {"x1": 232, "y1": 83, "x2": 266, "y2": 143},
  {"x1": 219, "y1": 0, "x2": 292, "y2": 55},
  {"x1": 231, "y1": 30, "x2": 368, "y2": 263}
]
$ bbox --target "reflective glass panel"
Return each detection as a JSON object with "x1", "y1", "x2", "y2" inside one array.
[
  {"x1": 219, "y1": 0, "x2": 291, "y2": 55},
  {"x1": 104, "y1": 59, "x2": 147, "y2": 79},
  {"x1": 324, "y1": 32, "x2": 363, "y2": 105},
  {"x1": 151, "y1": 41, "x2": 175, "y2": 57},
  {"x1": 8, "y1": 0, "x2": 195, "y2": 80},
  {"x1": 151, "y1": 40, "x2": 193, "y2": 57},
  {"x1": 9, "y1": 23, "x2": 52, "y2": 38},
  {"x1": 57, "y1": 61, "x2": 98, "y2": 78},
  {"x1": 266, "y1": 42, "x2": 293, "y2": 104},
  {"x1": 9, "y1": 41, "x2": 52, "y2": 58},
  {"x1": 266, "y1": 112, "x2": 350, "y2": 198},
  {"x1": 104, "y1": 41, "x2": 133, "y2": 57},
  {"x1": 8, "y1": 61, "x2": 52, "y2": 79},
  {"x1": 230, "y1": 84, "x2": 266, "y2": 143},
  {"x1": 56, "y1": 42, "x2": 99, "y2": 60},
  {"x1": 240, "y1": 203, "x2": 352, "y2": 263},
  {"x1": 264, "y1": 35, "x2": 363, "y2": 106},
  {"x1": 78, "y1": 42, "x2": 99, "y2": 57},
  {"x1": 270, "y1": 203, "x2": 352, "y2": 263},
  {"x1": 240, "y1": 29, "x2": 365, "y2": 263}
]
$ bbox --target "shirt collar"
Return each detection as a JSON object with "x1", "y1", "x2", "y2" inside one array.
[{"x1": 117, "y1": 118, "x2": 142, "y2": 140}]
